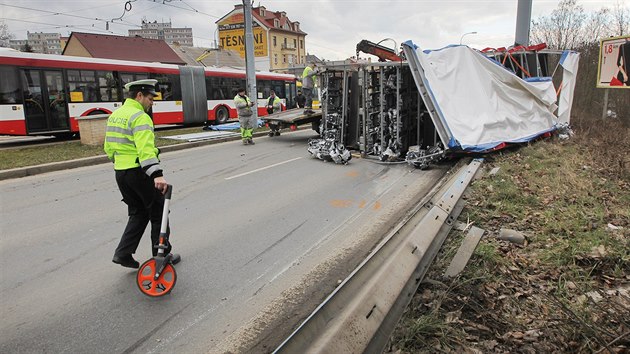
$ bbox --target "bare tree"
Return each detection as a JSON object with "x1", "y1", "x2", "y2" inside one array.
[
  {"x1": 531, "y1": 0, "x2": 586, "y2": 49},
  {"x1": 583, "y1": 8, "x2": 611, "y2": 45},
  {"x1": 610, "y1": 1, "x2": 630, "y2": 36},
  {"x1": 0, "y1": 20, "x2": 15, "y2": 47}
]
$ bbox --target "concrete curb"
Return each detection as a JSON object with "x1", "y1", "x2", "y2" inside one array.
[{"x1": 0, "y1": 129, "x2": 286, "y2": 181}]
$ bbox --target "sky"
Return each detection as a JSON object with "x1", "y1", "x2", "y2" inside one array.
[{"x1": 0, "y1": 0, "x2": 624, "y2": 60}]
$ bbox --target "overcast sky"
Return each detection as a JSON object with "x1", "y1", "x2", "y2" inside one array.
[{"x1": 0, "y1": 0, "x2": 624, "y2": 60}]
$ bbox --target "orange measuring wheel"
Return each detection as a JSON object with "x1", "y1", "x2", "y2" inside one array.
[{"x1": 136, "y1": 258, "x2": 177, "y2": 297}]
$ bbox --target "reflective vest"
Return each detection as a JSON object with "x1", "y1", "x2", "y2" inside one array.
[
  {"x1": 103, "y1": 98, "x2": 162, "y2": 176},
  {"x1": 267, "y1": 95, "x2": 281, "y2": 113},
  {"x1": 302, "y1": 66, "x2": 316, "y2": 89},
  {"x1": 234, "y1": 94, "x2": 253, "y2": 117}
]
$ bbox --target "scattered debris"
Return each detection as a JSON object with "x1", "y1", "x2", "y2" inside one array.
[
  {"x1": 607, "y1": 223, "x2": 623, "y2": 230},
  {"x1": 307, "y1": 134, "x2": 352, "y2": 165},
  {"x1": 497, "y1": 228, "x2": 526, "y2": 245},
  {"x1": 488, "y1": 167, "x2": 501, "y2": 176},
  {"x1": 445, "y1": 226, "x2": 485, "y2": 277},
  {"x1": 405, "y1": 144, "x2": 445, "y2": 169},
  {"x1": 556, "y1": 123, "x2": 574, "y2": 140}
]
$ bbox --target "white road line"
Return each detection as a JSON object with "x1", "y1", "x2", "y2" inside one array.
[{"x1": 225, "y1": 157, "x2": 303, "y2": 180}]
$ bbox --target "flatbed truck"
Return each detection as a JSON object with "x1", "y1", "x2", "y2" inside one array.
[{"x1": 262, "y1": 108, "x2": 322, "y2": 136}]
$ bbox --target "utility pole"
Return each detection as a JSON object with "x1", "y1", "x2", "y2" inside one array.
[
  {"x1": 243, "y1": 0, "x2": 258, "y2": 119},
  {"x1": 515, "y1": 0, "x2": 532, "y2": 46}
]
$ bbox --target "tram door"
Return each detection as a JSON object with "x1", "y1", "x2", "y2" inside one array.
[{"x1": 20, "y1": 69, "x2": 69, "y2": 133}]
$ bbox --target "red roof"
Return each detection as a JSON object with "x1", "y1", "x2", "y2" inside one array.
[
  {"x1": 252, "y1": 7, "x2": 306, "y2": 35},
  {"x1": 63, "y1": 32, "x2": 186, "y2": 65}
]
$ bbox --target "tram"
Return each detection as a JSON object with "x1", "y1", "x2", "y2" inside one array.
[{"x1": 0, "y1": 48, "x2": 297, "y2": 136}]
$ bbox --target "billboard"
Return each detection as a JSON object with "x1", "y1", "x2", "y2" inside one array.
[
  {"x1": 217, "y1": 13, "x2": 268, "y2": 58},
  {"x1": 596, "y1": 35, "x2": 630, "y2": 89}
]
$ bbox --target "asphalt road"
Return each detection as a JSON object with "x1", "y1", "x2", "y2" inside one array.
[{"x1": 0, "y1": 129, "x2": 448, "y2": 353}]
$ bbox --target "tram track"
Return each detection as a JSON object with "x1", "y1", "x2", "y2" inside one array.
[
  {"x1": 0, "y1": 125, "x2": 205, "y2": 151},
  {"x1": 273, "y1": 158, "x2": 483, "y2": 353}
]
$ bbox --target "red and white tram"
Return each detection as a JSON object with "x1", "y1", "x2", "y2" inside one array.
[{"x1": 0, "y1": 48, "x2": 296, "y2": 136}]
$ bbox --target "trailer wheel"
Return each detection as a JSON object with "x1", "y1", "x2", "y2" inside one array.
[
  {"x1": 312, "y1": 119, "x2": 321, "y2": 135},
  {"x1": 215, "y1": 106, "x2": 229, "y2": 125}
]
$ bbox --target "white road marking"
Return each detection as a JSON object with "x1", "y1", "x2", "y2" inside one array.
[{"x1": 225, "y1": 157, "x2": 303, "y2": 180}]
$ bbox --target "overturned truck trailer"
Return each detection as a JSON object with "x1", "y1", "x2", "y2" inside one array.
[
  {"x1": 309, "y1": 41, "x2": 579, "y2": 168},
  {"x1": 309, "y1": 61, "x2": 441, "y2": 166}
]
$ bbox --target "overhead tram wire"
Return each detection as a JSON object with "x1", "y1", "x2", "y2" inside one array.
[
  {"x1": 0, "y1": 18, "x2": 123, "y2": 35},
  {"x1": 0, "y1": 3, "x2": 141, "y2": 29},
  {"x1": 146, "y1": 0, "x2": 220, "y2": 19},
  {"x1": 0, "y1": 3, "x2": 121, "y2": 21}
]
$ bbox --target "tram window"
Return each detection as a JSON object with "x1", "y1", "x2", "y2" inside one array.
[
  {"x1": 67, "y1": 70, "x2": 98, "y2": 102},
  {"x1": 149, "y1": 74, "x2": 181, "y2": 101},
  {"x1": 206, "y1": 77, "x2": 229, "y2": 100},
  {"x1": 97, "y1": 71, "x2": 119, "y2": 102},
  {"x1": 231, "y1": 78, "x2": 246, "y2": 97},
  {"x1": 0, "y1": 66, "x2": 22, "y2": 104},
  {"x1": 256, "y1": 80, "x2": 272, "y2": 99},
  {"x1": 272, "y1": 80, "x2": 285, "y2": 98},
  {"x1": 120, "y1": 73, "x2": 134, "y2": 86},
  {"x1": 120, "y1": 73, "x2": 150, "y2": 97}
]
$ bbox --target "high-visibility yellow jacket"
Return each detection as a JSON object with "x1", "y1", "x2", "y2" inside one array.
[
  {"x1": 103, "y1": 98, "x2": 162, "y2": 177},
  {"x1": 234, "y1": 94, "x2": 253, "y2": 117},
  {"x1": 302, "y1": 66, "x2": 316, "y2": 89},
  {"x1": 267, "y1": 95, "x2": 281, "y2": 113}
]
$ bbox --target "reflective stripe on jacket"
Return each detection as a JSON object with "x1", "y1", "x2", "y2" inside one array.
[
  {"x1": 234, "y1": 94, "x2": 253, "y2": 117},
  {"x1": 103, "y1": 98, "x2": 162, "y2": 176}
]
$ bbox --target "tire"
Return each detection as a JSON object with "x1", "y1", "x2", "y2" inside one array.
[
  {"x1": 311, "y1": 119, "x2": 321, "y2": 134},
  {"x1": 215, "y1": 106, "x2": 229, "y2": 125}
]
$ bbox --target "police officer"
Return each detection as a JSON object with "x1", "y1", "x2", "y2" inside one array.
[{"x1": 104, "y1": 79, "x2": 181, "y2": 268}]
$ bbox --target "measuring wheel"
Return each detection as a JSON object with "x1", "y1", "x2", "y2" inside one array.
[{"x1": 136, "y1": 258, "x2": 177, "y2": 297}]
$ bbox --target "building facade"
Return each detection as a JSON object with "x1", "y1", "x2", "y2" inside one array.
[
  {"x1": 128, "y1": 20, "x2": 193, "y2": 46},
  {"x1": 9, "y1": 32, "x2": 62, "y2": 54},
  {"x1": 216, "y1": 5, "x2": 307, "y2": 71}
]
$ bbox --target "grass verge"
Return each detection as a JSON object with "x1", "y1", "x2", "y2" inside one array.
[
  {"x1": 389, "y1": 117, "x2": 630, "y2": 353},
  {"x1": 0, "y1": 126, "x2": 241, "y2": 170}
]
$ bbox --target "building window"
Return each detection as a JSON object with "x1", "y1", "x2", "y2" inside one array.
[
  {"x1": 283, "y1": 38, "x2": 287, "y2": 48},
  {"x1": 300, "y1": 40, "x2": 303, "y2": 49},
  {"x1": 274, "y1": 54, "x2": 278, "y2": 65},
  {"x1": 283, "y1": 55, "x2": 286, "y2": 63},
  {"x1": 273, "y1": 36, "x2": 276, "y2": 47}
]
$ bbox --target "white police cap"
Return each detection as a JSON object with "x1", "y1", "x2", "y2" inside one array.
[{"x1": 124, "y1": 79, "x2": 158, "y2": 95}]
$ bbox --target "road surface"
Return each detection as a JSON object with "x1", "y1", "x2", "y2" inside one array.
[{"x1": 0, "y1": 129, "x2": 448, "y2": 353}]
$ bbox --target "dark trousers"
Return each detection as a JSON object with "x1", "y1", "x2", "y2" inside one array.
[
  {"x1": 114, "y1": 168, "x2": 170, "y2": 257},
  {"x1": 303, "y1": 88, "x2": 313, "y2": 109}
]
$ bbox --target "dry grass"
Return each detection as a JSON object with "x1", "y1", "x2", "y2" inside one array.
[{"x1": 389, "y1": 117, "x2": 630, "y2": 353}]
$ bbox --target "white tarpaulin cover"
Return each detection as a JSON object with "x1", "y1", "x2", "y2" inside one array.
[
  {"x1": 557, "y1": 50, "x2": 580, "y2": 124},
  {"x1": 403, "y1": 41, "x2": 559, "y2": 152}
]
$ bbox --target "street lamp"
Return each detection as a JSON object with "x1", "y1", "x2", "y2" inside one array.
[{"x1": 459, "y1": 31, "x2": 478, "y2": 45}]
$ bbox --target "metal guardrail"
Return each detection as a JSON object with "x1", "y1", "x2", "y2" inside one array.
[{"x1": 274, "y1": 158, "x2": 483, "y2": 353}]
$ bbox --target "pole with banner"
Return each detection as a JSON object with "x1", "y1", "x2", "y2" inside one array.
[
  {"x1": 596, "y1": 35, "x2": 630, "y2": 119},
  {"x1": 243, "y1": 0, "x2": 258, "y2": 121}
]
